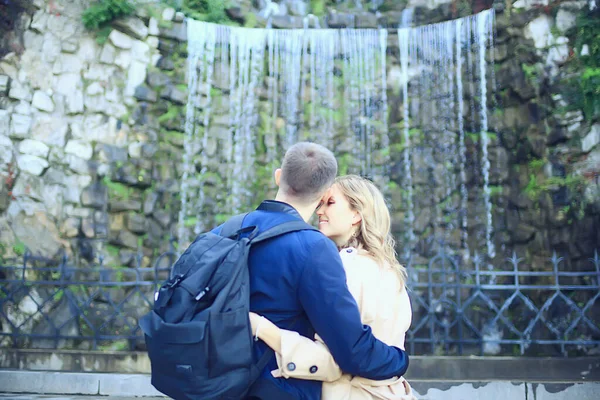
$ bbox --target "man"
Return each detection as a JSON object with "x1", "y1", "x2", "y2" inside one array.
[{"x1": 214, "y1": 142, "x2": 408, "y2": 400}]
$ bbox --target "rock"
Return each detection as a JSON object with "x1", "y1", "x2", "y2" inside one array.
[
  {"x1": 63, "y1": 175, "x2": 93, "y2": 204},
  {"x1": 355, "y1": 12, "x2": 378, "y2": 28},
  {"x1": 582, "y1": 124, "x2": 600, "y2": 153},
  {"x1": 81, "y1": 218, "x2": 95, "y2": 238},
  {"x1": 11, "y1": 210, "x2": 67, "y2": 257},
  {"x1": 156, "y1": 56, "x2": 175, "y2": 70},
  {"x1": 134, "y1": 85, "x2": 158, "y2": 102},
  {"x1": 86, "y1": 82, "x2": 104, "y2": 96},
  {"x1": 159, "y1": 22, "x2": 187, "y2": 41},
  {"x1": 118, "y1": 230, "x2": 139, "y2": 249},
  {"x1": 131, "y1": 40, "x2": 150, "y2": 63},
  {"x1": 32, "y1": 91, "x2": 55, "y2": 112},
  {"x1": 0, "y1": 111, "x2": 9, "y2": 137},
  {"x1": 97, "y1": 144, "x2": 128, "y2": 163},
  {"x1": 148, "y1": 17, "x2": 159, "y2": 36},
  {"x1": 547, "y1": 36, "x2": 570, "y2": 65},
  {"x1": 83, "y1": 64, "x2": 116, "y2": 81},
  {"x1": 113, "y1": 17, "x2": 149, "y2": 40},
  {"x1": 162, "y1": 7, "x2": 175, "y2": 21},
  {"x1": 128, "y1": 142, "x2": 144, "y2": 158},
  {"x1": 30, "y1": 9, "x2": 48, "y2": 32},
  {"x1": 42, "y1": 184, "x2": 63, "y2": 218},
  {"x1": 524, "y1": 15, "x2": 553, "y2": 49},
  {"x1": 61, "y1": 38, "x2": 79, "y2": 53},
  {"x1": 556, "y1": 9, "x2": 577, "y2": 33},
  {"x1": 66, "y1": 90, "x2": 84, "y2": 114},
  {"x1": 18, "y1": 139, "x2": 49, "y2": 158},
  {"x1": 61, "y1": 218, "x2": 80, "y2": 238},
  {"x1": 143, "y1": 191, "x2": 159, "y2": 215},
  {"x1": 81, "y1": 182, "x2": 108, "y2": 209},
  {"x1": 16, "y1": 154, "x2": 49, "y2": 175},
  {"x1": 174, "y1": 12, "x2": 185, "y2": 22},
  {"x1": 65, "y1": 140, "x2": 94, "y2": 160},
  {"x1": 126, "y1": 61, "x2": 147, "y2": 97},
  {"x1": 109, "y1": 30, "x2": 133, "y2": 50},
  {"x1": 12, "y1": 173, "x2": 44, "y2": 201},
  {"x1": 10, "y1": 114, "x2": 32, "y2": 138},
  {"x1": 8, "y1": 80, "x2": 32, "y2": 102},
  {"x1": 271, "y1": 15, "x2": 303, "y2": 29},
  {"x1": 147, "y1": 36, "x2": 159, "y2": 50},
  {"x1": 110, "y1": 199, "x2": 142, "y2": 212},
  {"x1": 327, "y1": 11, "x2": 355, "y2": 28},
  {"x1": 153, "y1": 210, "x2": 171, "y2": 229},
  {"x1": 146, "y1": 71, "x2": 171, "y2": 88},
  {"x1": 127, "y1": 212, "x2": 148, "y2": 233},
  {"x1": 65, "y1": 154, "x2": 90, "y2": 175},
  {"x1": 160, "y1": 85, "x2": 187, "y2": 105},
  {"x1": 226, "y1": 7, "x2": 245, "y2": 23},
  {"x1": 0, "y1": 75, "x2": 9, "y2": 94},
  {"x1": 286, "y1": 0, "x2": 308, "y2": 16},
  {"x1": 99, "y1": 43, "x2": 116, "y2": 64},
  {"x1": 52, "y1": 54, "x2": 83, "y2": 74},
  {"x1": 114, "y1": 51, "x2": 132, "y2": 69}
]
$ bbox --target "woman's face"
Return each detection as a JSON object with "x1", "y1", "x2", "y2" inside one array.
[{"x1": 316, "y1": 184, "x2": 360, "y2": 246}]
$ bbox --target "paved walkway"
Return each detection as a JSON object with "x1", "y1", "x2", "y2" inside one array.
[{"x1": 0, "y1": 396, "x2": 164, "y2": 400}]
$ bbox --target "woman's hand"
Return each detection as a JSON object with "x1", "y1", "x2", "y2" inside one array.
[{"x1": 249, "y1": 311, "x2": 262, "y2": 336}]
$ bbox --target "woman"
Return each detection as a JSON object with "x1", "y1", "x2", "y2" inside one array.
[{"x1": 249, "y1": 175, "x2": 416, "y2": 400}]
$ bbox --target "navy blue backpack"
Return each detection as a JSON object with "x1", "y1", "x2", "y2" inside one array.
[{"x1": 139, "y1": 214, "x2": 317, "y2": 399}]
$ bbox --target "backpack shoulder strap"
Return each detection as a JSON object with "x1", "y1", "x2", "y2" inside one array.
[
  {"x1": 219, "y1": 213, "x2": 250, "y2": 238},
  {"x1": 251, "y1": 220, "x2": 318, "y2": 245}
]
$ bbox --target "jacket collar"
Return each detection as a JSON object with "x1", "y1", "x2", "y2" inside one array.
[{"x1": 257, "y1": 200, "x2": 303, "y2": 220}]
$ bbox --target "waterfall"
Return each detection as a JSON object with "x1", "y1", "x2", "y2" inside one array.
[
  {"x1": 181, "y1": 11, "x2": 497, "y2": 259},
  {"x1": 397, "y1": 9, "x2": 496, "y2": 258}
]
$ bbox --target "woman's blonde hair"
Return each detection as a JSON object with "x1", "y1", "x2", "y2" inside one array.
[{"x1": 335, "y1": 175, "x2": 407, "y2": 288}]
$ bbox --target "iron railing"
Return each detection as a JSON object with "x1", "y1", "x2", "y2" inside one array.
[{"x1": 1, "y1": 244, "x2": 599, "y2": 356}]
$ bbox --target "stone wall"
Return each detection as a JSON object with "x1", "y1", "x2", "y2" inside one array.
[{"x1": 0, "y1": 0, "x2": 598, "y2": 271}]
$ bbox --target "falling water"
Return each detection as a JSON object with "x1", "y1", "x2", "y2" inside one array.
[
  {"x1": 181, "y1": 11, "x2": 496, "y2": 258},
  {"x1": 477, "y1": 12, "x2": 495, "y2": 259},
  {"x1": 397, "y1": 10, "x2": 496, "y2": 258}
]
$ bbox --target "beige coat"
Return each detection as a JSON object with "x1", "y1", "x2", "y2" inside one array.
[{"x1": 271, "y1": 247, "x2": 416, "y2": 400}]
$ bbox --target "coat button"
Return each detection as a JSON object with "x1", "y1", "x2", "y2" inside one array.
[
  {"x1": 287, "y1": 362, "x2": 296, "y2": 372},
  {"x1": 309, "y1": 365, "x2": 318, "y2": 374}
]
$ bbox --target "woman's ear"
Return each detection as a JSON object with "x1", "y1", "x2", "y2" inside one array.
[{"x1": 352, "y1": 212, "x2": 362, "y2": 225}]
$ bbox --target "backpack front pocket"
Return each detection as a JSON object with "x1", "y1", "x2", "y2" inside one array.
[{"x1": 207, "y1": 306, "x2": 253, "y2": 378}]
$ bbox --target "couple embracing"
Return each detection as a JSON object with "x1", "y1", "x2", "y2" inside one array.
[{"x1": 142, "y1": 142, "x2": 415, "y2": 400}]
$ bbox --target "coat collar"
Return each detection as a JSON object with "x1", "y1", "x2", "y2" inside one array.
[{"x1": 257, "y1": 200, "x2": 303, "y2": 220}]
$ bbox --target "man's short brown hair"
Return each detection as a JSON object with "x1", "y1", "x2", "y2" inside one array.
[{"x1": 280, "y1": 142, "x2": 338, "y2": 204}]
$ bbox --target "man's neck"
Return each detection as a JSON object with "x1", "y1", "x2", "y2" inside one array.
[{"x1": 274, "y1": 193, "x2": 315, "y2": 222}]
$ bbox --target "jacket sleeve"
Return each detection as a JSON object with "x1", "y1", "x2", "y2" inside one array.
[
  {"x1": 297, "y1": 237, "x2": 409, "y2": 380},
  {"x1": 272, "y1": 332, "x2": 342, "y2": 382}
]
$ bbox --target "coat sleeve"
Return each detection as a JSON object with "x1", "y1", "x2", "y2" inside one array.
[{"x1": 271, "y1": 332, "x2": 342, "y2": 382}]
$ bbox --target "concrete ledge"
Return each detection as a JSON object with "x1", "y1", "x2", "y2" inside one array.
[
  {"x1": 1, "y1": 371, "x2": 600, "y2": 399},
  {"x1": 0, "y1": 371, "x2": 163, "y2": 397},
  {"x1": 3, "y1": 350, "x2": 599, "y2": 382}
]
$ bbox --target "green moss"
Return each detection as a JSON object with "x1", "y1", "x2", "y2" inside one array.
[
  {"x1": 158, "y1": 104, "x2": 181, "y2": 124},
  {"x1": 12, "y1": 241, "x2": 26, "y2": 256},
  {"x1": 184, "y1": 217, "x2": 198, "y2": 227},
  {"x1": 528, "y1": 158, "x2": 546, "y2": 171},
  {"x1": 95, "y1": 26, "x2": 112, "y2": 45},
  {"x1": 244, "y1": 13, "x2": 257, "y2": 28},
  {"x1": 102, "y1": 176, "x2": 133, "y2": 200},
  {"x1": 106, "y1": 245, "x2": 120, "y2": 257}
]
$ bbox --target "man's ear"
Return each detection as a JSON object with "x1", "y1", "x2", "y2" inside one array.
[{"x1": 274, "y1": 168, "x2": 282, "y2": 187}]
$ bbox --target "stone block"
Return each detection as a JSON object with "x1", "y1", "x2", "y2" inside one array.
[
  {"x1": 109, "y1": 29, "x2": 134, "y2": 49},
  {"x1": 127, "y1": 212, "x2": 149, "y2": 234},
  {"x1": 0, "y1": 110, "x2": 9, "y2": 136},
  {"x1": 148, "y1": 17, "x2": 159, "y2": 36},
  {"x1": 100, "y1": 43, "x2": 116, "y2": 64},
  {"x1": 327, "y1": 11, "x2": 355, "y2": 28},
  {"x1": 162, "y1": 7, "x2": 175, "y2": 21},
  {"x1": 65, "y1": 140, "x2": 93, "y2": 160},
  {"x1": 113, "y1": 17, "x2": 149, "y2": 40},
  {"x1": 32, "y1": 91, "x2": 55, "y2": 112},
  {"x1": 582, "y1": 124, "x2": 599, "y2": 153},
  {"x1": 16, "y1": 154, "x2": 49, "y2": 175},
  {"x1": 0, "y1": 370, "x2": 99, "y2": 395},
  {"x1": 0, "y1": 75, "x2": 9, "y2": 94},
  {"x1": 8, "y1": 80, "x2": 32, "y2": 102},
  {"x1": 18, "y1": 139, "x2": 50, "y2": 158}
]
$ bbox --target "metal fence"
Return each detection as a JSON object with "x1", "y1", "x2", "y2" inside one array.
[{"x1": 1, "y1": 244, "x2": 599, "y2": 356}]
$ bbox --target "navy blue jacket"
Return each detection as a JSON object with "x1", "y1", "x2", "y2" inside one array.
[{"x1": 213, "y1": 200, "x2": 408, "y2": 400}]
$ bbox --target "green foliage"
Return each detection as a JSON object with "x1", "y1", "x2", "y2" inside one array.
[
  {"x1": 179, "y1": 0, "x2": 232, "y2": 24},
  {"x1": 244, "y1": 13, "x2": 257, "y2": 28},
  {"x1": 82, "y1": 0, "x2": 135, "y2": 30},
  {"x1": 310, "y1": 0, "x2": 326, "y2": 16},
  {"x1": 580, "y1": 67, "x2": 600, "y2": 119},
  {"x1": 13, "y1": 241, "x2": 26, "y2": 256}
]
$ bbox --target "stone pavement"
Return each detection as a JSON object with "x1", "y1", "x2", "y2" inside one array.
[{"x1": 1, "y1": 370, "x2": 599, "y2": 399}]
